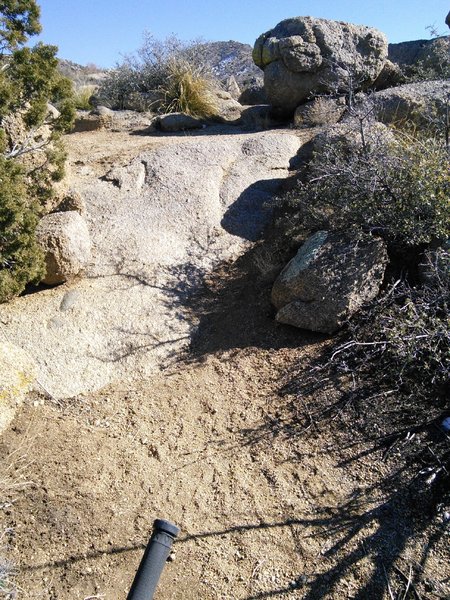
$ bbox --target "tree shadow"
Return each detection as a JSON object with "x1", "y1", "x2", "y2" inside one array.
[
  {"x1": 20, "y1": 499, "x2": 448, "y2": 599},
  {"x1": 231, "y1": 342, "x2": 450, "y2": 599}
]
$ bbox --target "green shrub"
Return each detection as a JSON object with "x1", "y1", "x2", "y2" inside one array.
[
  {"x1": 0, "y1": 0, "x2": 75, "y2": 302},
  {"x1": 283, "y1": 129, "x2": 450, "y2": 254},
  {"x1": 0, "y1": 156, "x2": 45, "y2": 302}
]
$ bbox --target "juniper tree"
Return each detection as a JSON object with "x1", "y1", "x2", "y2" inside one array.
[{"x1": 0, "y1": 0, "x2": 75, "y2": 302}]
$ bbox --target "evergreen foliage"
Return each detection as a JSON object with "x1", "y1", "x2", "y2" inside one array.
[{"x1": 0, "y1": 0, "x2": 74, "y2": 302}]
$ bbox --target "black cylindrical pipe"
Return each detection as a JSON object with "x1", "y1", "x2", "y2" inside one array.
[{"x1": 127, "y1": 519, "x2": 180, "y2": 600}]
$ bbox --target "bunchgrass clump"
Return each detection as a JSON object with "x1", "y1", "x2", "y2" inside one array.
[
  {"x1": 73, "y1": 84, "x2": 96, "y2": 110},
  {"x1": 98, "y1": 33, "x2": 219, "y2": 116},
  {"x1": 161, "y1": 58, "x2": 218, "y2": 118}
]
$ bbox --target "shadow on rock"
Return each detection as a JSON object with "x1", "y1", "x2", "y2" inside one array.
[
  {"x1": 220, "y1": 178, "x2": 286, "y2": 241},
  {"x1": 182, "y1": 249, "x2": 324, "y2": 359}
]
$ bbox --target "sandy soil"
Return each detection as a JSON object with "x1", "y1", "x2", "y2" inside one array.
[{"x1": 0, "y1": 122, "x2": 448, "y2": 600}]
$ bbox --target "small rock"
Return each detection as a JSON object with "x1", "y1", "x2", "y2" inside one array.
[
  {"x1": 36, "y1": 211, "x2": 92, "y2": 285},
  {"x1": 154, "y1": 112, "x2": 204, "y2": 132}
]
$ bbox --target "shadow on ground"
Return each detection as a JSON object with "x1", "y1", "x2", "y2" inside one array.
[
  {"x1": 21, "y1": 503, "x2": 448, "y2": 599},
  {"x1": 231, "y1": 342, "x2": 450, "y2": 599}
]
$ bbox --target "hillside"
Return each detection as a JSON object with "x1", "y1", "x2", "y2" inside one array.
[{"x1": 1, "y1": 13, "x2": 448, "y2": 600}]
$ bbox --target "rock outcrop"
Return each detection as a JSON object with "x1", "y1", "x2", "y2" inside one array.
[
  {"x1": 368, "y1": 80, "x2": 450, "y2": 128},
  {"x1": 36, "y1": 211, "x2": 92, "y2": 285},
  {"x1": 0, "y1": 130, "x2": 302, "y2": 398},
  {"x1": 388, "y1": 36, "x2": 450, "y2": 73},
  {"x1": 272, "y1": 231, "x2": 388, "y2": 333},
  {"x1": 0, "y1": 342, "x2": 36, "y2": 435},
  {"x1": 253, "y1": 17, "x2": 388, "y2": 116}
]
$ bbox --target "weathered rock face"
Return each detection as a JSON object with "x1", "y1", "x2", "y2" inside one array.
[
  {"x1": 0, "y1": 342, "x2": 36, "y2": 435},
  {"x1": 272, "y1": 231, "x2": 388, "y2": 333},
  {"x1": 253, "y1": 17, "x2": 388, "y2": 116},
  {"x1": 368, "y1": 80, "x2": 450, "y2": 128},
  {"x1": 0, "y1": 130, "x2": 302, "y2": 398},
  {"x1": 36, "y1": 211, "x2": 92, "y2": 285}
]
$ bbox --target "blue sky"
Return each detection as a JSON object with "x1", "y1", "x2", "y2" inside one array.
[{"x1": 35, "y1": 0, "x2": 450, "y2": 68}]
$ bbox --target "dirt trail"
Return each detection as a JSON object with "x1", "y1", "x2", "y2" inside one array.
[
  {"x1": 2, "y1": 265, "x2": 448, "y2": 600},
  {"x1": 0, "y1": 123, "x2": 448, "y2": 600}
]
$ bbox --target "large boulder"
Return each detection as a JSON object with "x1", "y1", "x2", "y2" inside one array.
[
  {"x1": 36, "y1": 211, "x2": 92, "y2": 285},
  {"x1": 0, "y1": 342, "x2": 36, "y2": 435},
  {"x1": 239, "y1": 83, "x2": 268, "y2": 106},
  {"x1": 253, "y1": 17, "x2": 388, "y2": 116},
  {"x1": 368, "y1": 80, "x2": 450, "y2": 128},
  {"x1": 272, "y1": 231, "x2": 388, "y2": 333}
]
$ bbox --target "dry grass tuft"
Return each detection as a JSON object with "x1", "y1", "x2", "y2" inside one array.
[
  {"x1": 161, "y1": 59, "x2": 219, "y2": 118},
  {"x1": 73, "y1": 85, "x2": 97, "y2": 110}
]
